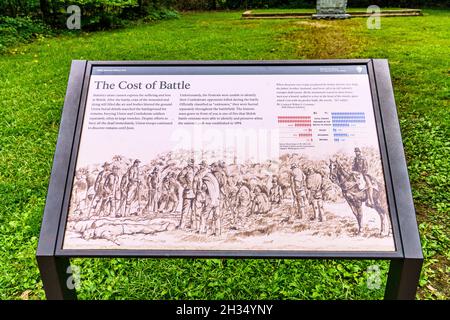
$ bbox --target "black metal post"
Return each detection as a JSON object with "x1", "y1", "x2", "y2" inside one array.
[
  {"x1": 37, "y1": 256, "x2": 77, "y2": 300},
  {"x1": 384, "y1": 258, "x2": 423, "y2": 300}
]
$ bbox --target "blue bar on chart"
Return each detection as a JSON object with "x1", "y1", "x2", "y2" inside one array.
[{"x1": 332, "y1": 112, "x2": 366, "y2": 142}]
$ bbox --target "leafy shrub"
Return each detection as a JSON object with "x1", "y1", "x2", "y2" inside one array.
[
  {"x1": 171, "y1": 0, "x2": 450, "y2": 10},
  {"x1": 144, "y1": 8, "x2": 180, "y2": 21},
  {"x1": 0, "y1": 0, "x2": 448, "y2": 18},
  {"x1": 43, "y1": 0, "x2": 136, "y2": 29},
  {"x1": 0, "y1": 0, "x2": 40, "y2": 17},
  {"x1": 40, "y1": 1, "x2": 178, "y2": 30},
  {"x1": 174, "y1": 0, "x2": 210, "y2": 10},
  {"x1": 0, "y1": 16, "x2": 52, "y2": 52}
]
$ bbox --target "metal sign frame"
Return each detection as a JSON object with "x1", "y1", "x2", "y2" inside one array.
[{"x1": 36, "y1": 59, "x2": 423, "y2": 300}]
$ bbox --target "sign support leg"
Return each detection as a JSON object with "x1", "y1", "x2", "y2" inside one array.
[
  {"x1": 384, "y1": 258, "x2": 423, "y2": 300},
  {"x1": 37, "y1": 256, "x2": 77, "y2": 300}
]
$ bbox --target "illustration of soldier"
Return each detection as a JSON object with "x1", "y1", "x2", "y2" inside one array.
[
  {"x1": 269, "y1": 175, "x2": 283, "y2": 205},
  {"x1": 144, "y1": 167, "x2": 160, "y2": 214},
  {"x1": 195, "y1": 173, "x2": 221, "y2": 235},
  {"x1": 71, "y1": 168, "x2": 89, "y2": 214},
  {"x1": 177, "y1": 159, "x2": 196, "y2": 230},
  {"x1": 290, "y1": 163, "x2": 308, "y2": 219},
  {"x1": 305, "y1": 167, "x2": 325, "y2": 222},
  {"x1": 158, "y1": 172, "x2": 180, "y2": 213},
  {"x1": 167, "y1": 172, "x2": 180, "y2": 213},
  {"x1": 194, "y1": 161, "x2": 210, "y2": 183},
  {"x1": 352, "y1": 147, "x2": 374, "y2": 207},
  {"x1": 157, "y1": 175, "x2": 170, "y2": 213},
  {"x1": 193, "y1": 161, "x2": 211, "y2": 232},
  {"x1": 99, "y1": 165, "x2": 121, "y2": 217},
  {"x1": 88, "y1": 162, "x2": 111, "y2": 217},
  {"x1": 211, "y1": 161, "x2": 232, "y2": 213},
  {"x1": 251, "y1": 185, "x2": 271, "y2": 215},
  {"x1": 225, "y1": 175, "x2": 239, "y2": 225},
  {"x1": 118, "y1": 168, "x2": 129, "y2": 216},
  {"x1": 122, "y1": 159, "x2": 142, "y2": 216},
  {"x1": 234, "y1": 179, "x2": 252, "y2": 228}
]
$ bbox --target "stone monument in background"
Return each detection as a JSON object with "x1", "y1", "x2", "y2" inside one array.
[{"x1": 312, "y1": 0, "x2": 351, "y2": 19}]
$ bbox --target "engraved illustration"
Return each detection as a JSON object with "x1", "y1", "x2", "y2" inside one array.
[{"x1": 64, "y1": 147, "x2": 394, "y2": 251}]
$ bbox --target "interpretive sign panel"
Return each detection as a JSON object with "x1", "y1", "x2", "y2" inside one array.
[
  {"x1": 63, "y1": 65, "x2": 395, "y2": 252},
  {"x1": 37, "y1": 60, "x2": 423, "y2": 300}
]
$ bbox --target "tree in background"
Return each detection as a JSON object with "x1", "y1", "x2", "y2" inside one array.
[{"x1": 39, "y1": 0, "x2": 50, "y2": 20}]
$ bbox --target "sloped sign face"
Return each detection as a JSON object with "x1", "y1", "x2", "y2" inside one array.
[{"x1": 62, "y1": 64, "x2": 395, "y2": 252}]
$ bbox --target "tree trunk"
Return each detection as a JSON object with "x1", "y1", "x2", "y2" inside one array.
[
  {"x1": 40, "y1": 0, "x2": 51, "y2": 22},
  {"x1": 9, "y1": 0, "x2": 17, "y2": 17},
  {"x1": 137, "y1": 0, "x2": 146, "y2": 15},
  {"x1": 51, "y1": 0, "x2": 60, "y2": 25}
]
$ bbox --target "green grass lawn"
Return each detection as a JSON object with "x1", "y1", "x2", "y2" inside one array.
[{"x1": 0, "y1": 9, "x2": 448, "y2": 300}]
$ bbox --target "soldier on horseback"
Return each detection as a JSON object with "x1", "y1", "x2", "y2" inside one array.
[{"x1": 352, "y1": 148, "x2": 374, "y2": 207}]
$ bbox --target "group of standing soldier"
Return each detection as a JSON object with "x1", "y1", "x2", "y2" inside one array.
[
  {"x1": 75, "y1": 156, "x2": 331, "y2": 236},
  {"x1": 88, "y1": 159, "x2": 142, "y2": 218}
]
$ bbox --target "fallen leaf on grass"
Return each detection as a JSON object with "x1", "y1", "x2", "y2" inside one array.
[{"x1": 20, "y1": 290, "x2": 31, "y2": 300}]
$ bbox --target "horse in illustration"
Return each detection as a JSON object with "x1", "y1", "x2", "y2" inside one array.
[{"x1": 329, "y1": 160, "x2": 390, "y2": 236}]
